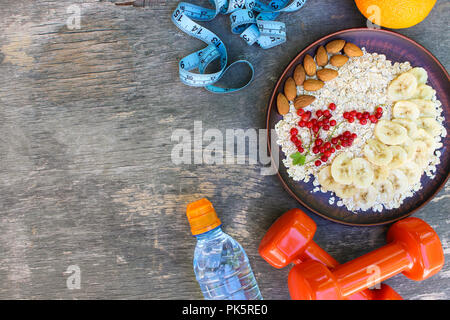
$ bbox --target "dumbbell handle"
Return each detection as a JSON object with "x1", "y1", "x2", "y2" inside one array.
[
  {"x1": 294, "y1": 241, "x2": 339, "y2": 268},
  {"x1": 332, "y1": 242, "x2": 409, "y2": 298}
]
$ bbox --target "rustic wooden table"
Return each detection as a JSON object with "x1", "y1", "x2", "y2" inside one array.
[{"x1": 0, "y1": 0, "x2": 448, "y2": 300}]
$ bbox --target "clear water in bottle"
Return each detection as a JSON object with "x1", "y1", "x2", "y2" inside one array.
[{"x1": 193, "y1": 226, "x2": 262, "y2": 300}]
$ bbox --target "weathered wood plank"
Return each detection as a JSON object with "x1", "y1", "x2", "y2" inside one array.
[{"x1": 0, "y1": 0, "x2": 448, "y2": 299}]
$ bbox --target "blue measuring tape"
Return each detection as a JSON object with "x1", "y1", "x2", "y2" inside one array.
[{"x1": 171, "y1": 0, "x2": 307, "y2": 93}]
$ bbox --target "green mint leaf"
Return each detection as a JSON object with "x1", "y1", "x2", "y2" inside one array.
[{"x1": 290, "y1": 152, "x2": 306, "y2": 166}]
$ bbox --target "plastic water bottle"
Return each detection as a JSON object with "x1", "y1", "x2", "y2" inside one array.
[{"x1": 186, "y1": 198, "x2": 263, "y2": 300}]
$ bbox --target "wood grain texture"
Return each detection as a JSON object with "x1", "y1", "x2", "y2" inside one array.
[{"x1": 0, "y1": 0, "x2": 448, "y2": 299}]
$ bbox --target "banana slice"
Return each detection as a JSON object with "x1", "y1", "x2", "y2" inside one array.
[
  {"x1": 399, "y1": 161, "x2": 422, "y2": 185},
  {"x1": 415, "y1": 128, "x2": 436, "y2": 151},
  {"x1": 407, "y1": 67, "x2": 428, "y2": 84},
  {"x1": 364, "y1": 139, "x2": 393, "y2": 166},
  {"x1": 374, "y1": 120, "x2": 408, "y2": 145},
  {"x1": 392, "y1": 118, "x2": 418, "y2": 139},
  {"x1": 351, "y1": 158, "x2": 374, "y2": 189},
  {"x1": 401, "y1": 137, "x2": 416, "y2": 160},
  {"x1": 414, "y1": 84, "x2": 435, "y2": 100},
  {"x1": 317, "y1": 166, "x2": 338, "y2": 192},
  {"x1": 416, "y1": 117, "x2": 442, "y2": 137},
  {"x1": 334, "y1": 183, "x2": 357, "y2": 199},
  {"x1": 392, "y1": 101, "x2": 420, "y2": 120},
  {"x1": 387, "y1": 72, "x2": 417, "y2": 101},
  {"x1": 372, "y1": 164, "x2": 389, "y2": 183},
  {"x1": 408, "y1": 99, "x2": 436, "y2": 117},
  {"x1": 412, "y1": 140, "x2": 430, "y2": 168},
  {"x1": 331, "y1": 152, "x2": 353, "y2": 185},
  {"x1": 388, "y1": 169, "x2": 409, "y2": 194},
  {"x1": 388, "y1": 146, "x2": 407, "y2": 169},
  {"x1": 353, "y1": 186, "x2": 377, "y2": 210},
  {"x1": 374, "y1": 180, "x2": 394, "y2": 203}
]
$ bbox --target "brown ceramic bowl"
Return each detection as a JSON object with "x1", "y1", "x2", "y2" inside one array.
[{"x1": 266, "y1": 28, "x2": 449, "y2": 226}]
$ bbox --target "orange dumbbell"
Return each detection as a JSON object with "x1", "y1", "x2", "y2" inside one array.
[
  {"x1": 288, "y1": 217, "x2": 445, "y2": 300},
  {"x1": 259, "y1": 209, "x2": 402, "y2": 300}
]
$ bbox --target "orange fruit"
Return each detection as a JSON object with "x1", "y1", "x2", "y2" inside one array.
[{"x1": 355, "y1": 0, "x2": 436, "y2": 29}]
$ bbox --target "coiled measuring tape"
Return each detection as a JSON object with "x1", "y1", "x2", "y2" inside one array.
[{"x1": 171, "y1": 0, "x2": 307, "y2": 93}]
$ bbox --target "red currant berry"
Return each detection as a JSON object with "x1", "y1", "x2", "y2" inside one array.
[
  {"x1": 291, "y1": 136, "x2": 298, "y2": 143},
  {"x1": 376, "y1": 107, "x2": 383, "y2": 114},
  {"x1": 312, "y1": 146, "x2": 320, "y2": 154},
  {"x1": 298, "y1": 146, "x2": 304, "y2": 153},
  {"x1": 324, "y1": 151, "x2": 331, "y2": 158},
  {"x1": 330, "y1": 119, "x2": 337, "y2": 126},
  {"x1": 319, "y1": 146, "x2": 326, "y2": 153},
  {"x1": 315, "y1": 160, "x2": 322, "y2": 167},
  {"x1": 315, "y1": 138, "x2": 323, "y2": 146},
  {"x1": 330, "y1": 147, "x2": 335, "y2": 153},
  {"x1": 343, "y1": 112, "x2": 350, "y2": 119},
  {"x1": 369, "y1": 115, "x2": 377, "y2": 123},
  {"x1": 290, "y1": 128, "x2": 298, "y2": 135},
  {"x1": 322, "y1": 118, "x2": 329, "y2": 125},
  {"x1": 297, "y1": 109, "x2": 304, "y2": 116},
  {"x1": 351, "y1": 133, "x2": 357, "y2": 139},
  {"x1": 350, "y1": 110, "x2": 357, "y2": 117},
  {"x1": 306, "y1": 121, "x2": 313, "y2": 128},
  {"x1": 295, "y1": 140, "x2": 302, "y2": 147},
  {"x1": 301, "y1": 114, "x2": 309, "y2": 122},
  {"x1": 331, "y1": 137, "x2": 339, "y2": 145},
  {"x1": 344, "y1": 131, "x2": 351, "y2": 137},
  {"x1": 375, "y1": 112, "x2": 382, "y2": 119},
  {"x1": 356, "y1": 112, "x2": 363, "y2": 120},
  {"x1": 363, "y1": 112, "x2": 370, "y2": 119},
  {"x1": 312, "y1": 125, "x2": 320, "y2": 133},
  {"x1": 360, "y1": 119, "x2": 367, "y2": 125},
  {"x1": 324, "y1": 142, "x2": 331, "y2": 149},
  {"x1": 316, "y1": 110, "x2": 323, "y2": 117},
  {"x1": 329, "y1": 103, "x2": 336, "y2": 110},
  {"x1": 299, "y1": 120, "x2": 306, "y2": 127},
  {"x1": 323, "y1": 110, "x2": 331, "y2": 118},
  {"x1": 348, "y1": 117, "x2": 355, "y2": 123},
  {"x1": 320, "y1": 155, "x2": 328, "y2": 162},
  {"x1": 323, "y1": 124, "x2": 330, "y2": 131},
  {"x1": 311, "y1": 119, "x2": 318, "y2": 125},
  {"x1": 336, "y1": 144, "x2": 341, "y2": 150}
]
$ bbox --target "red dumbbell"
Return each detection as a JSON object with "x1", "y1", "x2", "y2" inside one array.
[
  {"x1": 289, "y1": 217, "x2": 445, "y2": 300},
  {"x1": 259, "y1": 209, "x2": 402, "y2": 300}
]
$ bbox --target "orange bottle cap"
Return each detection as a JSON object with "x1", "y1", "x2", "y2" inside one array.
[{"x1": 186, "y1": 198, "x2": 221, "y2": 235}]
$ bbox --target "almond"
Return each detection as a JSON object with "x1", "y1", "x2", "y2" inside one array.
[
  {"x1": 303, "y1": 79, "x2": 324, "y2": 92},
  {"x1": 294, "y1": 95, "x2": 315, "y2": 109},
  {"x1": 303, "y1": 54, "x2": 316, "y2": 76},
  {"x1": 277, "y1": 93, "x2": 290, "y2": 115},
  {"x1": 293, "y1": 64, "x2": 306, "y2": 86},
  {"x1": 317, "y1": 68, "x2": 338, "y2": 82},
  {"x1": 315, "y1": 46, "x2": 328, "y2": 67},
  {"x1": 325, "y1": 40, "x2": 345, "y2": 54},
  {"x1": 284, "y1": 77, "x2": 297, "y2": 101},
  {"x1": 344, "y1": 42, "x2": 363, "y2": 57},
  {"x1": 330, "y1": 54, "x2": 349, "y2": 67}
]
